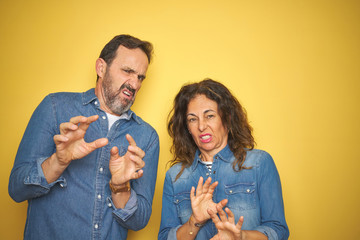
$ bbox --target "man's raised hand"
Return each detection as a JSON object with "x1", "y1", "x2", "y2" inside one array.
[
  {"x1": 54, "y1": 115, "x2": 108, "y2": 166},
  {"x1": 109, "y1": 134, "x2": 146, "y2": 185}
]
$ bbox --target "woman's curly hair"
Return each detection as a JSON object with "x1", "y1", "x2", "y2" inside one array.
[{"x1": 167, "y1": 79, "x2": 255, "y2": 180}]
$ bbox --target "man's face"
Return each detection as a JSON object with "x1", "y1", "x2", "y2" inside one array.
[{"x1": 101, "y1": 45, "x2": 149, "y2": 115}]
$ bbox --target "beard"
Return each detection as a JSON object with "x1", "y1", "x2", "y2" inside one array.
[{"x1": 102, "y1": 72, "x2": 135, "y2": 115}]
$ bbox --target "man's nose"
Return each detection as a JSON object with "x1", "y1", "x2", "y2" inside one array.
[{"x1": 128, "y1": 75, "x2": 141, "y2": 90}]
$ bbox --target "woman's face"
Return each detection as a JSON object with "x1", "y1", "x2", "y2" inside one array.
[{"x1": 186, "y1": 94, "x2": 228, "y2": 159}]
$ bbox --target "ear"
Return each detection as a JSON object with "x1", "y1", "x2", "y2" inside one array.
[{"x1": 95, "y1": 58, "x2": 107, "y2": 79}]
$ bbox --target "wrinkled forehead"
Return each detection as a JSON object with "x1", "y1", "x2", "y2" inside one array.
[{"x1": 113, "y1": 46, "x2": 149, "y2": 72}]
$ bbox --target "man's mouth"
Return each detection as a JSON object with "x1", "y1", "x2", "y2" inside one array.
[
  {"x1": 123, "y1": 89, "x2": 132, "y2": 97},
  {"x1": 120, "y1": 84, "x2": 135, "y2": 99}
]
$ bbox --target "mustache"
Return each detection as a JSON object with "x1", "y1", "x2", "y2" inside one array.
[{"x1": 117, "y1": 83, "x2": 135, "y2": 96}]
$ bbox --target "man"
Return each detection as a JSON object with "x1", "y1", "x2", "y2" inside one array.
[{"x1": 8, "y1": 34, "x2": 160, "y2": 240}]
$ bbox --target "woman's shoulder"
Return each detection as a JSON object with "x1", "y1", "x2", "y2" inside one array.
[
  {"x1": 166, "y1": 162, "x2": 192, "y2": 181},
  {"x1": 244, "y1": 149, "x2": 274, "y2": 167}
]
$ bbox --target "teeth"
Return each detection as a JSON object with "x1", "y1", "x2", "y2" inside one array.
[
  {"x1": 201, "y1": 135, "x2": 210, "y2": 140},
  {"x1": 124, "y1": 90, "x2": 131, "y2": 96}
]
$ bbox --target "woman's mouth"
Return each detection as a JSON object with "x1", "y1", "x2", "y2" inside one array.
[{"x1": 200, "y1": 134, "x2": 212, "y2": 143}]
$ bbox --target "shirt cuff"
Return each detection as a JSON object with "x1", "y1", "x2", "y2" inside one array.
[
  {"x1": 109, "y1": 187, "x2": 138, "y2": 222},
  {"x1": 253, "y1": 225, "x2": 278, "y2": 240},
  {"x1": 24, "y1": 157, "x2": 66, "y2": 190},
  {"x1": 167, "y1": 225, "x2": 181, "y2": 240}
]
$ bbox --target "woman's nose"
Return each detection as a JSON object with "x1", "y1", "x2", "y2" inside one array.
[{"x1": 198, "y1": 118, "x2": 207, "y2": 131}]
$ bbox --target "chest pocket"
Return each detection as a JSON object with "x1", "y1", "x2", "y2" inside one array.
[
  {"x1": 224, "y1": 182, "x2": 256, "y2": 210},
  {"x1": 173, "y1": 192, "x2": 192, "y2": 224}
]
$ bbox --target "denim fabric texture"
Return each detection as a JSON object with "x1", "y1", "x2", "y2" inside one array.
[
  {"x1": 159, "y1": 145, "x2": 289, "y2": 240},
  {"x1": 8, "y1": 88, "x2": 160, "y2": 240}
]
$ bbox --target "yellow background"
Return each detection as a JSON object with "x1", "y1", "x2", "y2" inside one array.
[{"x1": 1, "y1": 0, "x2": 359, "y2": 239}]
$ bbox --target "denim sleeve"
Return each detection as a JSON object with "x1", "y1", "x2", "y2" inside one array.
[
  {"x1": 254, "y1": 152, "x2": 290, "y2": 240},
  {"x1": 158, "y1": 172, "x2": 182, "y2": 240},
  {"x1": 111, "y1": 131, "x2": 160, "y2": 231},
  {"x1": 8, "y1": 95, "x2": 66, "y2": 203}
]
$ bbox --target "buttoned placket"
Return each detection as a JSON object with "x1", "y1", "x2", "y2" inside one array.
[{"x1": 91, "y1": 100, "x2": 109, "y2": 239}]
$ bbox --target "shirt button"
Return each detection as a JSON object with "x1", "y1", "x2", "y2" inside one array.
[
  {"x1": 94, "y1": 224, "x2": 99, "y2": 229},
  {"x1": 95, "y1": 101, "x2": 98, "y2": 105},
  {"x1": 206, "y1": 173, "x2": 209, "y2": 176},
  {"x1": 246, "y1": 189, "x2": 250, "y2": 193},
  {"x1": 175, "y1": 199, "x2": 179, "y2": 203},
  {"x1": 229, "y1": 190, "x2": 233, "y2": 194},
  {"x1": 99, "y1": 167, "x2": 103, "y2": 172},
  {"x1": 97, "y1": 194, "x2": 102, "y2": 199},
  {"x1": 108, "y1": 203, "x2": 112, "y2": 207},
  {"x1": 59, "y1": 183, "x2": 64, "y2": 188},
  {"x1": 102, "y1": 116, "x2": 106, "y2": 120}
]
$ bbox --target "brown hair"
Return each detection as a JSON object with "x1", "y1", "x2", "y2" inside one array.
[
  {"x1": 97, "y1": 34, "x2": 153, "y2": 80},
  {"x1": 167, "y1": 79, "x2": 255, "y2": 180}
]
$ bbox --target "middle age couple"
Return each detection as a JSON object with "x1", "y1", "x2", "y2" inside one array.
[{"x1": 9, "y1": 34, "x2": 289, "y2": 240}]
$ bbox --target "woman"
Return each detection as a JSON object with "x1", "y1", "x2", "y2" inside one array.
[{"x1": 158, "y1": 79, "x2": 289, "y2": 240}]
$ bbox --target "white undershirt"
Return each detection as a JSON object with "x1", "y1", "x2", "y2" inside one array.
[
  {"x1": 201, "y1": 161, "x2": 213, "y2": 172},
  {"x1": 105, "y1": 112, "x2": 129, "y2": 130}
]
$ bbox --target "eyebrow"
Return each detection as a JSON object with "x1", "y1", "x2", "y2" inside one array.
[
  {"x1": 138, "y1": 74, "x2": 146, "y2": 81},
  {"x1": 122, "y1": 66, "x2": 146, "y2": 81},
  {"x1": 186, "y1": 109, "x2": 216, "y2": 117}
]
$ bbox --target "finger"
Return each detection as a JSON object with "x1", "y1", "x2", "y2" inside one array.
[
  {"x1": 110, "y1": 146, "x2": 119, "y2": 161},
  {"x1": 126, "y1": 134, "x2": 137, "y2": 146},
  {"x1": 88, "y1": 138, "x2": 108, "y2": 150},
  {"x1": 208, "y1": 180, "x2": 219, "y2": 195},
  {"x1": 235, "y1": 216, "x2": 244, "y2": 230},
  {"x1": 53, "y1": 134, "x2": 69, "y2": 145},
  {"x1": 59, "y1": 122, "x2": 78, "y2": 134},
  {"x1": 69, "y1": 115, "x2": 99, "y2": 124},
  {"x1": 87, "y1": 115, "x2": 99, "y2": 123},
  {"x1": 69, "y1": 115, "x2": 88, "y2": 125},
  {"x1": 190, "y1": 186, "x2": 195, "y2": 201},
  {"x1": 217, "y1": 198, "x2": 228, "y2": 209},
  {"x1": 217, "y1": 206, "x2": 228, "y2": 222},
  {"x1": 128, "y1": 145, "x2": 145, "y2": 159},
  {"x1": 196, "y1": 176, "x2": 204, "y2": 196},
  {"x1": 70, "y1": 115, "x2": 98, "y2": 131},
  {"x1": 131, "y1": 169, "x2": 144, "y2": 180},
  {"x1": 207, "y1": 208, "x2": 220, "y2": 225},
  {"x1": 202, "y1": 177, "x2": 212, "y2": 193},
  {"x1": 225, "y1": 207, "x2": 235, "y2": 224},
  {"x1": 129, "y1": 155, "x2": 145, "y2": 169},
  {"x1": 210, "y1": 235, "x2": 219, "y2": 240}
]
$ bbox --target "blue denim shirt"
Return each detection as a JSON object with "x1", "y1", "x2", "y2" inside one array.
[
  {"x1": 159, "y1": 145, "x2": 289, "y2": 240},
  {"x1": 8, "y1": 89, "x2": 160, "y2": 240}
]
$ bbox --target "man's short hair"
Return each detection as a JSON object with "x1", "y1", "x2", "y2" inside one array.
[
  {"x1": 97, "y1": 34, "x2": 153, "y2": 81},
  {"x1": 99, "y1": 34, "x2": 153, "y2": 66}
]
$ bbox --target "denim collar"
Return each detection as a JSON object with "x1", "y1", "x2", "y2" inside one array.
[
  {"x1": 81, "y1": 88, "x2": 140, "y2": 124},
  {"x1": 191, "y1": 144, "x2": 233, "y2": 171}
]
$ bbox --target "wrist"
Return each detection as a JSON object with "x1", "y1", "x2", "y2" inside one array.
[
  {"x1": 109, "y1": 180, "x2": 130, "y2": 193},
  {"x1": 189, "y1": 215, "x2": 207, "y2": 228},
  {"x1": 53, "y1": 153, "x2": 71, "y2": 169}
]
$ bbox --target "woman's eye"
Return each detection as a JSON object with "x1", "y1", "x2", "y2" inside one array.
[
  {"x1": 187, "y1": 118, "x2": 196, "y2": 123},
  {"x1": 206, "y1": 114, "x2": 215, "y2": 119}
]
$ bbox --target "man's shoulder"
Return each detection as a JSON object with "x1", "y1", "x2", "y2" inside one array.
[
  {"x1": 129, "y1": 111, "x2": 157, "y2": 133},
  {"x1": 47, "y1": 90, "x2": 84, "y2": 100},
  {"x1": 45, "y1": 89, "x2": 93, "y2": 105}
]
